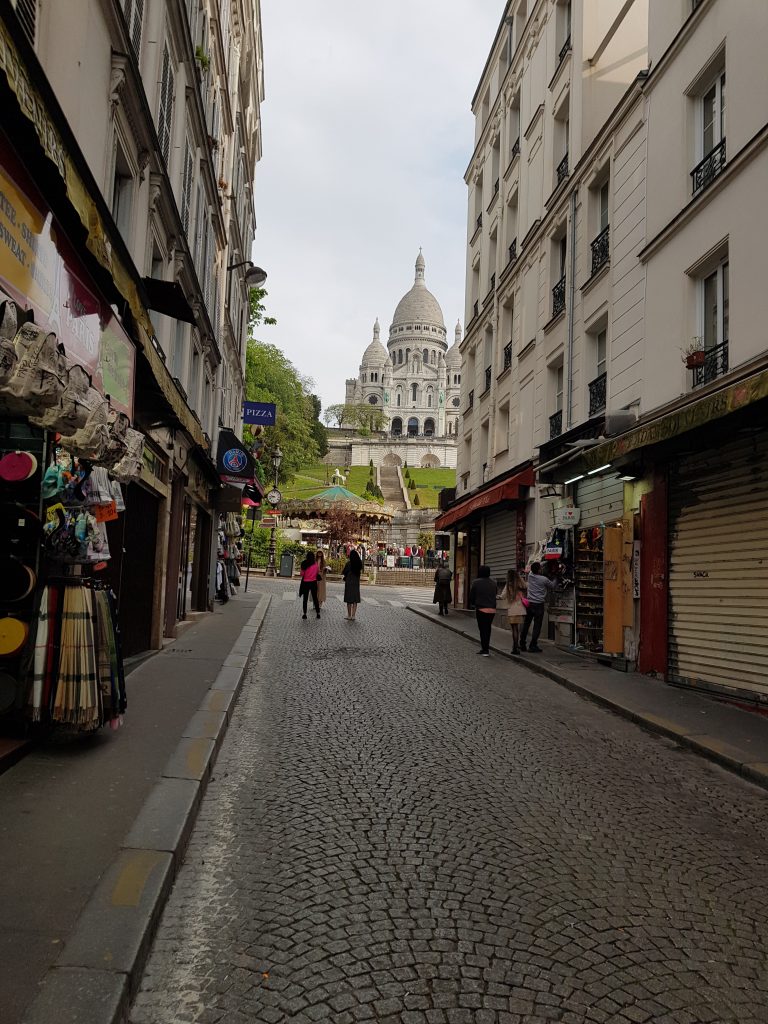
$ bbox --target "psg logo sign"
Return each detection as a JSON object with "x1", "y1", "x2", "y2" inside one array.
[{"x1": 223, "y1": 448, "x2": 247, "y2": 473}]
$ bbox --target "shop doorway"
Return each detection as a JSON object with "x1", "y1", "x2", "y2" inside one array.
[{"x1": 119, "y1": 483, "x2": 160, "y2": 657}]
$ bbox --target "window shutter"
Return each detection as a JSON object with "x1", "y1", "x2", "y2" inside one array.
[
  {"x1": 122, "y1": 0, "x2": 143, "y2": 59},
  {"x1": 158, "y1": 42, "x2": 174, "y2": 166},
  {"x1": 181, "y1": 138, "x2": 194, "y2": 233},
  {"x1": 12, "y1": 0, "x2": 37, "y2": 46}
]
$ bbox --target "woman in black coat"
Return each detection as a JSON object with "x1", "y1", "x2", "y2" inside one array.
[
  {"x1": 342, "y1": 548, "x2": 362, "y2": 620},
  {"x1": 433, "y1": 564, "x2": 453, "y2": 616}
]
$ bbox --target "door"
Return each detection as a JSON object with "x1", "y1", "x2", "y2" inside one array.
[
  {"x1": 482, "y1": 509, "x2": 518, "y2": 578},
  {"x1": 119, "y1": 483, "x2": 160, "y2": 657}
]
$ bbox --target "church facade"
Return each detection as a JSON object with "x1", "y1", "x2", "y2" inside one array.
[{"x1": 345, "y1": 252, "x2": 463, "y2": 456}]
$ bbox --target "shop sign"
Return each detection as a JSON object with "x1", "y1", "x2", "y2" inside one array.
[
  {"x1": 242, "y1": 401, "x2": 276, "y2": 425},
  {"x1": 216, "y1": 429, "x2": 256, "y2": 486},
  {"x1": 554, "y1": 506, "x2": 580, "y2": 527},
  {"x1": 632, "y1": 540, "x2": 641, "y2": 599},
  {"x1": 0, "y1": 161, "x2": 135, "y2": 416}
]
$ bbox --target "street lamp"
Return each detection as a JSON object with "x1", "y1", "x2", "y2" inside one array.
[
  {"x1": 227, "y1": 260, "x2": 268, "y2": 288},
  {"x1": 265, "y1": 445, "x2": 283, "y2": 577}
]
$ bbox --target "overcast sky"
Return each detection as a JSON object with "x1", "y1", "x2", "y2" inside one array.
[{"x1": 254, "y1": 1, "x2": 503, "y2": 411}]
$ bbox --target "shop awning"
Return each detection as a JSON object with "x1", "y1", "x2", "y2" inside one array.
[
  {"x1": 435, "y1": 467, "x2": 535, "y2": 531},
  {"x1": 142, "y1": 278, "x2": 196, "y2": 324},
  {"x1": 581, "y1": 364, "x2": 768, "y2": 473}
]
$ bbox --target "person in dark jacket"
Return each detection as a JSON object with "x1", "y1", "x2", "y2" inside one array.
[
  {"x1": 343, "y1": 548, "x2": 363, "y2": 620},
  {"x1": 433, "y1": 564, "x2": 453, "y2": 616},
  {"x1": 469, "y1": 565, "x2": 497, "y2": 656}
]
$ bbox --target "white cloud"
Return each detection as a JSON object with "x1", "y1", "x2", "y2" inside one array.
[{"x1": 253, "y1": 0, "x2": 503, "y2": 410}]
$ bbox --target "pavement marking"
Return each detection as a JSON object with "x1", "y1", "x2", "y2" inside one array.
[{"x1": 363, "y1": 598, "x2": 380, "y2": 606}]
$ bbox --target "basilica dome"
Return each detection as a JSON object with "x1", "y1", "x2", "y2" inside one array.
[
  {"x1": 361, "y1": 319, "x2": 388, "y2": 365},
  {"x1": 389, "y1": 251, "x2": 446, "y2": 343}
]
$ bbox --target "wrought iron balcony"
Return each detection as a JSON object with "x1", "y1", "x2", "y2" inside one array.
[
  {"x1": 473, "y1": 300, "x2": 479, "y2": 318},
  {"x1": 476, "y1": 213, "x2": 483, "y2": 230},
  {"x1": 691, "y1": 139, "x2": 726, "y2": 196},
  {"x1": 558, "y1": 35, "x2": 572, "y2": 68},
  {"x1": 556, "y1": 152, "x2": 569, "y2": 185},
  {"x1": 590, "y1": 225, "x2": 610, "y2": 275},
  {"x1": 490, "y1": 272, "x2": 496, "y2": 291},
  {"x1": 692, "y1": 341, "x2": 729, "y2": 387},
  {"x1": 552, "y1": 274, "x2": 566, "y2": 318},
  {"x1": 484, "y1": 366, "x2": 492, "y2": 393},
  {"x1": 549, "y1": 409, "x2": 563, "y2": 439},
  {"x1": 511, "y1": 137, "x2": 520, "y2": 160},
  {"x1": 494, "y1": 177, "x2": 500, "y2": 195},
  {"x1": 588, "y1": 372, "x2": 607, "y2": 416},
  {"x1": 503, "y1": 341, "x2": 512, "y2": 372},
  {"x1": 467, "y1": 389, "x2": 475, "y2": 410},
  {"x1": 508, "y1": 238, "x2": 518, "y2": 264}
]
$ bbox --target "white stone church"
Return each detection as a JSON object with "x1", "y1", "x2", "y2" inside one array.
[{"x1": 342, "y1": 252, "x2": 461, "y2": 468}]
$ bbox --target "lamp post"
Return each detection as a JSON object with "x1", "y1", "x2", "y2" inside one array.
[{"x1": 265, "y1": 445, "x2": 283, "y2": 577}]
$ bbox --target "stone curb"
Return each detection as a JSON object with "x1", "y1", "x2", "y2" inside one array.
[
  {"x1": 21, "y1": 594, "x2": 272, "y2": 1024},
  {"x1": 407, "y1": 604, "x2": 768, "y2": 794}
]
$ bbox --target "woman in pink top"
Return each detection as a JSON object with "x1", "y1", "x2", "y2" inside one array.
[{"x1": 299, "y1": 551, "x2": 321, "y2": 619}]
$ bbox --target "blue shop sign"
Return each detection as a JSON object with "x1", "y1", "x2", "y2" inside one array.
[{"x1": 243, "y1": 401, "x2": 277, "y2": 426}]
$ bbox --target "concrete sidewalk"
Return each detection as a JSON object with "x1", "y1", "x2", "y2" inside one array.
[
  {"x1": 409, "y1": 603, "x2": 768, "y2": 791},
  {"x1": 0, "y1": 592, "x2": 268, "y2": 1024}
]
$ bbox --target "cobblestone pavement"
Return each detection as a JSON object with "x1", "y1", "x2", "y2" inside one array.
[{"x1": 130, "y1": 587, "x2": 768, "y2": 1024}]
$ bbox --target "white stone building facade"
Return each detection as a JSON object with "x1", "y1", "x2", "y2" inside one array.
[{"x1": 345, "y1": 252, "x2": 463, "y2": 443}]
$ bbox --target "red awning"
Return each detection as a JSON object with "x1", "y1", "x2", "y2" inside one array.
[{"x1": 434, "y1": 467, "x2": 535, "y2": 531}]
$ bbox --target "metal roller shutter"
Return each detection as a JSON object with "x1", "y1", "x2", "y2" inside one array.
[
  {"x1": 576, "y1": 475, "x2": 624, "y2": 528},
  {"x1": 668, "y1": 433, "x2": 768, "y2": 702},
  {"x1": 483, "y1": 510, "x2": 518, "y2": 578}
]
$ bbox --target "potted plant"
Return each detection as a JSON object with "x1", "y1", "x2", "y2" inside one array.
[
  {"x1": 195, "y1": 46, "x2": 211, "y2": 72},
  {"x1": 682, "y1": 338, "x2": 706, "y2": 369}
]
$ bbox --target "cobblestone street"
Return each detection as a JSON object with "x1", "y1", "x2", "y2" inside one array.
[{"x1": 130, "y1": 581, "x2": 768, "y2": 1024}]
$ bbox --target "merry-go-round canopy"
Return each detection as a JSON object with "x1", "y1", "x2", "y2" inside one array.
[{"x1": 279, "y1": 485, "x2": 394, "y2": 523}]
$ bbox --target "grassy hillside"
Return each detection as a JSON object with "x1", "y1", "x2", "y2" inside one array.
[
  {"x1": 404, "y1": 467, "x2": 456, "y2": 509},
  {"x1": 282, "y1": 464, "x2": 372, "y2": 500}
]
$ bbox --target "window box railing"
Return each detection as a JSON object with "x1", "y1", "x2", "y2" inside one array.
[
  {"x1": 549, "y1": 409, "x2": 563, "y2": 439},
  {"x1": 556, "y1": 152, "x2": 569, "y2": 185},
  {"x1": 503, "y1": 341, "x2": 512, "y2": 372},
  {"x1": 467, "y1": 389, "x2": 475, "y2": 410},
  {"x1": 484, "y1": 366, "x2": 492, "y2": 393},
  {"x1": 691, "y1": 139, "x2": 726, "y2": 196},
  {"x1": 511, "y1": 137, "x2": 520, "y2": 160},
  {"x1": 590, "y1": 225, "x2": 610, "y2": 275},
  {"x1": 508, "y1": 238, "x2": 518, "y2": 264},
  {"x1": 692, "y1": 340, "x2": 729, "y2": 387},
  {"x1": 588, "y1": 372, "x2": 607, "y2": 416},
  {"x1": 552, "y1": 274, "x2": 566, "y2": 318},
  {"x1": 557, "y1": 35, "x2": 572, "y2": 68}
]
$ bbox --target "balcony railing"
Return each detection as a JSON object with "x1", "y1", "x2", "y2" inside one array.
[
  {"x1": 508, "y1": 238, "x2": 518, "y2": 264},
  {"x1": 552, "y1": 274, "x2": 566, "y2": 318},
  {"x1": 490, "y1": 273, "x2": 496, "y2": 291},
  {"x1": 692, "y1": 340, "x2": 729, "y2": 387},
  {"x1": 556, "y1": 152, "x2": 569, "y2": 185},
  {"x1": 588, "y1": 372, "x2": 607, "y2": 416},
  {"x1": 476, "y1": 213, "x2": 483, "y2": 230},
  {"x1": 473, "y1": 300, "x2": 479, "y2": 318},
  {"x1": 484, "y1": 366, "x2": 492, "y2": 393},
  {"x1": 549, "y1": 409, "x2": 563, "y2": 439},
  {"x1": 511, "y1": 137, "x2": 520, "y2": 160},
  {"x1": 503, "y1": 341, "x2": 512, "y2": 372},
  {"x1": 494, "y1": 177, "x2": 499, "y2": 196},
  {"x1": 467, "y1": 389, "x2": 475, "y2": 410},
  {"x1": 590, "y1": 225, "x2": 610, "y2": 275},
  {"x1": 691, "y1": 139, "x2": 726, "y2": 196},
  {"x1": 557, "y1": 35, "x2": 572, "y2": 68}
]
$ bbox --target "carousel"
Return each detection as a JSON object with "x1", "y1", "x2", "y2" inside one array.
[{"x1": 279, "y1": 485, "x2": 394, "y2": 542}]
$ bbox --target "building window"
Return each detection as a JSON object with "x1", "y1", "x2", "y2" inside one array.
[
  {"x1": 398, "y1": 349, "x2": 403, "y2": 364},
  {"x1": 693, "y1": 71, "x2": 726, "y2": 194},
  {"x1": 703, "y1": 260, "x2": 729, "y2": 351},
  {"x1": 411, "y1": 383, "x2": 418, "y2": 403},
  {"x1": 180, "y1": 135, "x2": 194, "y2": 233},
  {"x1": 111, "y1": 140, "x2": 134, "y2": 241},
  {"x1": 368, "y1": 395, "x2": 378, "y2": 405},
  {"x1": 427, "y1": 391, "x2": 433, "y2": 408},
  {"x1": 391, "y1": 417, "x2": 402, "y2": 436},
  {"x1": 452, "y1": 397, "x2": 461, "y2": 408},
  {"x1": 189, "y1": 345, "x2": 201, "y2": 408},
  {"x1": 157, "y1": 41, "x2": 175, "y2": 167},
  {"x1": 13, "y1": 0, "x2": 37, "y2": 46},
  {"x1": 550, "y1": 364, "x2": 564, "y2": 438},
  {"x1": 423, "y1": 347, "x2": 428, "y2": 362},
  {"x1": 396, "y1": 392, "x2": 401, "y2": 407},
  {"x1": 407, "y1": 417, "x2": 419, "y2": 437},
  {"x1": 424, "y1": 418, "x2": 435, "y2": 437},
  {"x1": 122, "y1": 0, "x2": 143, "y2": 59},
  {"x1": 589, "y1": 329, "x2": 607, "y2": 415}
]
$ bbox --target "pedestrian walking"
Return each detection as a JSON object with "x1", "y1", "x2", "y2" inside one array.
[
  {"x1": 519, "y1": 561, "x2": 558, "y2": 652},
  {"x1": 315, "y1": 549, "x2": 327, "y2": 607},
  {"x1": 433, "y1": 563, "x2": 453, "y2": 616},
  {"x1": 505, "y1": 569, "x2": 526, "y2": 654},
  {"x1": 342, "y1": 548, "x2": 363, "y2": 620},
  {"x1": 469, "y1": 565, "x2": 497, "y2": 656},
  {"x1": 299, "y1": 551, "x2": 321, "y2": 620}
]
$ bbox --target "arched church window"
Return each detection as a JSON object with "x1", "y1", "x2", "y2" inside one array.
[
  {"x1": 396, "y1": 392, "x2": 401, "y2": 407},
  {"x1": 362, "y1": 373, "x2": 366, "y2": 383},
  {"x1": 398, "y1": 349, "x2": 403, "y2": 364},
  {"x1": 422, "y1": 348, "x2": 428, "y2": 362},
  {"x1": 411, "y1": 383, "x2": 417, "y2": 402},
  {"x1": 407, "y1": 417, "x2": 418, "y2": 437},
  {"x1": 424, "y1": 418, "x2": 435, "y2": 436},
  {"x1": 451, "y1": 397, "x2": 461, "y2": 408},
  {"x1": 431, "y1": 351, "x2": 436, "y2": 364},
  {"x1": 391, "y1": 417, "x2": 402, "y2": 436},
  {"x1": 368, "y1": 395, "x2": 378, "y2": 405},
  {"x1": 405, "y1": 348, "x2": 411, "y2": 362},
  {"x1": 392, "y1": 353, "x2": 396, "y2": 365},
  {"x1": 427, "y1": 390, "x2": 433, "y2": 408}
]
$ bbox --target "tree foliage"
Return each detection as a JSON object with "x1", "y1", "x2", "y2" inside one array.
[
  {"x1": 323, "y1": 506, "x2": 362, "y2": 548},
  {"x1": 244, "y1": 289, "x2": 327, "y2": 482},
  {"x1": 323, "y1": 403, "x2": 387, "y2": 433}
]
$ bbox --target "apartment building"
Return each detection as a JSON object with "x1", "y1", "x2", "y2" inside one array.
[
  {"x1": 1, "y1": 0, "x2": 264, "y2": 651},
  {"x1": 437, "y1": 0, "x2": 649, "y2": 635},
  {"x1": 441, "y1": 0, "x2": 768, "y2": 704}
]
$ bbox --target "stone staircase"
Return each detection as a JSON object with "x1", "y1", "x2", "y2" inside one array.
[{"x1": 380, "y1": 467, "x2": 407, "y2": 510}]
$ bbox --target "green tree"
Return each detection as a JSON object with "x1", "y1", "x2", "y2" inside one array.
[
  {"x1": 249, "y1": 286, "x2": 277, "y2": 329},
  {"x1": 413, "y1": 493, "x2": 420, "y2": 506},
  {"x1": 309, "y1": 394, "x2": 329, "y2": 458},
  {"x1": 418, "y1": 530, "x2": 435, "y2": 551},
  {"x1": 323, "y1": 403, "x2": 350, "y2": 427}
]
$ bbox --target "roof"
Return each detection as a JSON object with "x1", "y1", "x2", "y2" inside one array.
[
  {"x1": 389, "y1": 252, "x2": 445, "y2": 333},
  {"x1": 309, "y1": 485, "x2": 365, "y2": 502}
]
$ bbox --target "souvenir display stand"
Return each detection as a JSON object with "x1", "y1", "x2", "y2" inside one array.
[
  {"x1": 216, "y1": 513, "x2": 243, "y2": 603},
  {"x1": 0, "y1": 294, "x2": 145, "y2": 738},
  {"x1": 575, "y1": 527, "x2": 605, "y2": 652}
]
